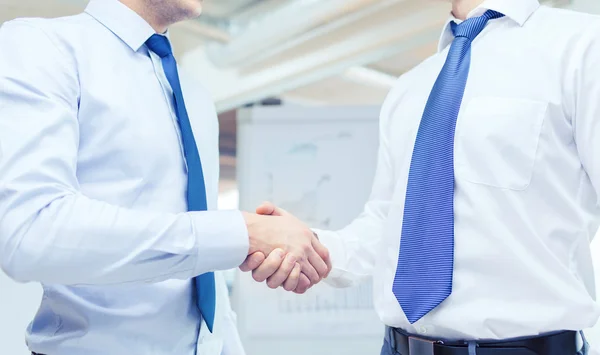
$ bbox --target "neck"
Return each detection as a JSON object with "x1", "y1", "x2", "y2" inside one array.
[
  {"x1": 120, "y1": 0, "x2": 169, "y2": 33},
  {"x1": 451, "y1": 0, "x2": 485, "y2": 20}
]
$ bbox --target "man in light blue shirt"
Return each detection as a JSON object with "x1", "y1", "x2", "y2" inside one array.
[{"x1": 0, "y1": 0, "x2": 331, "y2": 354}]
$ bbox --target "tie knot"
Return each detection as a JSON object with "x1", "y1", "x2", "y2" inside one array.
[
  {"x1": 451, "y1": 10, "x2": 504, "y2": 41},
  {"x1": 145, "y1": 34, "x2": 173, "y2": 58}
]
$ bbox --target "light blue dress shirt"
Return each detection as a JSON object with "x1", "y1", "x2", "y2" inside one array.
[{"x1": 0, "y1": 0, "x2": 249, "y2": 354}]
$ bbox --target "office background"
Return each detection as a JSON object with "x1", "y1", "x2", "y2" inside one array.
[{"x1": 2, "y1": 0, "x2": 600, "y2": 354}]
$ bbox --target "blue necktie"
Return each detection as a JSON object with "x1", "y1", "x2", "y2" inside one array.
[
  {"x1": 145, "y1": 34, "x2": 216, "y2": 332},
  {"x1": 392, "y1": 11, "x2": 504, "y2": 324}
]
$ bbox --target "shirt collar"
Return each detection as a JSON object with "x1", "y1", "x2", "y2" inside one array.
[
  {"x1": 437, "y1": 0, "x2": 540, "y2": 52},
  {"x1": 85, "y1": 0, "x2": 164, "y2": 52}
]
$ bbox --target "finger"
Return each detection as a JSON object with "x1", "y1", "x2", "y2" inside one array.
[
  {"x1": 311, "y1": 237, "x2": 332, "y2": 277},
  {"x1": 266, "y1": 253, "x2": 298, "y2": 289},
  {"x1": 307, "y1": 247, "x2": 329, "y2": 279},
  {"x1": 294, "y1": 273, "x2": 312, "y2": 294},
  {"x1": 299, "y1": 258, "x2": 320, "y2": 284},
  {"x1": 239, "y1": 252, "x2": 266, "y2": 272},
  {"x1": 252, "y1": 249, "x2": 285, "y2": 282},
  {"x1": 256, "y1": 201, "x2": 277, "y2": 215},
  {"x1": 283, "y1": 263, "x2": 302, "y2": 291}
]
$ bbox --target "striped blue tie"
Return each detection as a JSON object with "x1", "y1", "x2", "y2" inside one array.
[
  {"x1": 393, "y1": 10, "x2": 504, "y2": 324},
  {"x1": 145, "y1": 34, "x2": 216, "y2": 332}
]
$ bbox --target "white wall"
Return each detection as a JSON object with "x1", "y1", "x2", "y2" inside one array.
[
  {"x1": 0, "y1": 273, "x2": 41, "y2": 354},
  {"x1": 570, "y1": 0, "x2": 600, "y2": 14}
]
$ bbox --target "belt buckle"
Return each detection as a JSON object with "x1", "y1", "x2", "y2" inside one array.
[{"x1": 408, "y1": 336, "x2": 437, "y2": 355}]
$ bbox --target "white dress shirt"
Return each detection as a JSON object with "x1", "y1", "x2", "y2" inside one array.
[
  {"x1": 0, "y1": 0, "x2": 248, "y2": 354},
  {"x1": 317, "y1": 0, "x2": 600, "y2": 342}
]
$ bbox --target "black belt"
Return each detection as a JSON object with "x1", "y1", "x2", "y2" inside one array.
[{"x1": 386, "y1": 327, "x2": 578, "y2": 355}]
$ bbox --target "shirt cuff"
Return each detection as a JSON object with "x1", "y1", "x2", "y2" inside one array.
[
  {"x1": 312, "y1": 228, "x2": 354, "y2": 288},
  {"x1": 190, "y1": 210, "x2": 249, "y2": 275}
]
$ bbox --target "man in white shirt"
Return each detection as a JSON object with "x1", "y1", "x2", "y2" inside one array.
[
  {"x1": 0, "y1": 0, "x2": 331, "y2": 354},
  {"x1": 243, "y1": 0, "x2": 600, "y2": 354}
]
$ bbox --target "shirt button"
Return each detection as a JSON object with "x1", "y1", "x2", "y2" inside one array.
[{"x1": 419, "y1": 326, "x2": 428, "y2": 334}]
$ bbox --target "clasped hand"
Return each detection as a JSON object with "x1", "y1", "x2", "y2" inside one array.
[{"x1": 240, "y1": 202, "x2": 331, "y2": 294}]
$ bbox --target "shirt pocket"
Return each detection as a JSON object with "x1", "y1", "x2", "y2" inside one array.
[{"x1": 455, "y1": 97, "x2": 548, "y2": 190}]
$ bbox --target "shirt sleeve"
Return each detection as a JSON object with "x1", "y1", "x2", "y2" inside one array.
[
  {"x1": 0, "y1": 20, "x2": 249, "y2": 285},
  {"x1": 313, "y1": 80, "x2": 402, "y2": 288},
  {"x1": 573, "y1": 21, "x2": 600, "y2": 204}
]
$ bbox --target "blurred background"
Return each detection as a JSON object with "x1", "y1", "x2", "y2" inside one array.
[{"x1": 2, "y1": 0, "x2": 600, "y2": 354}]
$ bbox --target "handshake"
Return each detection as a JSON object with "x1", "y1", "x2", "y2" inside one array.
[{"x1": 239, "y1": 202, "x2": 332, "y2": 294}]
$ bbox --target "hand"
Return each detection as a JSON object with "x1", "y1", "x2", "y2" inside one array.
[
  {"x1": 255, "y1": 203, "x2": 331, "y2": 279},
  {"x1": 241, "y1": 209, "x2": 330, "y2": 291},
  {"x1": 240, "y1": 249, "x2": 309, "y2": 292},
  {"x1": 240, "y1": 202, "x2": 331, "y2": 293}
]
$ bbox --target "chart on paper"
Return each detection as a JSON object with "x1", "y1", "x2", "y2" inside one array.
[
  {"x1": 277, "y1": 281, "x2": 374, "y2": 314},
  {"x1": 238, "y1": 271, "x2": 381, "y2": 337}
]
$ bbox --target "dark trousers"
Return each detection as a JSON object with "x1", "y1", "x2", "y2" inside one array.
[
  {"x1": 380, "y1": 339, "x2": 399, "y2": 355},
  {"x1": 380, "y1": 335, "x2": 589, "y2": 355}
]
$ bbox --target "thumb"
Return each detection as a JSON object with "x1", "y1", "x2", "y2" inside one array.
[
  {"x1": 256, "y1": 201, "x2": 288, "y2": 216},
  {"x1": 256, "y1": 201, "x2": 276, "y2": 215}
]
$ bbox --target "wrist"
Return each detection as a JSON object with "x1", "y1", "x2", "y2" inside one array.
[{"x1": 242, "y1": 212, "x2": 265, "y2": 254}]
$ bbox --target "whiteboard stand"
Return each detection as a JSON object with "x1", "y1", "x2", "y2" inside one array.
[{"x1": 232, "y1": 105, "x2": 384, "y2": 355}]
